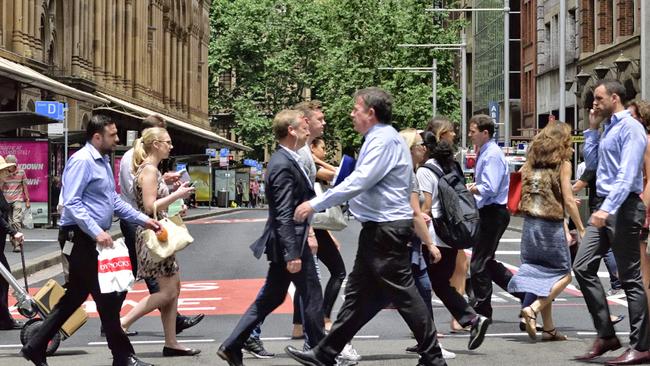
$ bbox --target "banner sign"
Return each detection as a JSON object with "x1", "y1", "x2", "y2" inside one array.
[{"x1": 0, "y1": 140, "x2": 49, "y2": 202}]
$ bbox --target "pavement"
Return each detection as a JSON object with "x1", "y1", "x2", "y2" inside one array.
[{"x1": 3, "y1": 206, "x2": 259, "y2": 279}]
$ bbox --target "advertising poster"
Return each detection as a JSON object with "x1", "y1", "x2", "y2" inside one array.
[
  {"x1": 189, "y1": 166, "x2": 211, "y2": 202},
  {"x1": 0, "y1": 140, "x2": 49, "y2": 224}
]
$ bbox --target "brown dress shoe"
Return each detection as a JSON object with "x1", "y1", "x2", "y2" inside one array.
[
  {"x1": 574, "y1": 337, "x2": 622, "y2": 360},
  {"x1": 605, "y1": 348, "x2": 650, "y2": 365}
]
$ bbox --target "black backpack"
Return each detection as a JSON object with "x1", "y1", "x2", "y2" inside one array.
[{"x1": 420, "y1": 162, "x2": 480, "y2": 249}]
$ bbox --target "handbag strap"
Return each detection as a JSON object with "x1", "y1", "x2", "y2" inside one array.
[{"x1": 152, "y1": 201, "x2": 159, "y2": 221}]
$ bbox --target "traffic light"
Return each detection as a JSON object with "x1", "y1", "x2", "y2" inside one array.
[{"x1": 228, "y1": 155, "x2": 234, "y2": 162}]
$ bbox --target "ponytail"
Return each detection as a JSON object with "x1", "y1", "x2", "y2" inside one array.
[{"x1": 131, "y1": 138, "x2": 146, "y2": 174}]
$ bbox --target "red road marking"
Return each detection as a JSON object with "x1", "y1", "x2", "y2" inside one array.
[
  {"x1": 9, "y1": 279, "x2": 293, "y2": 318},
  {"x1": 187, "y1": 218, "x2": 267, "y2": 224}
]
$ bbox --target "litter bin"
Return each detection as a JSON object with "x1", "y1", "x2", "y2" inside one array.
[{"x1": 217, "y1": 189, "x2": 229, "y2": 208}]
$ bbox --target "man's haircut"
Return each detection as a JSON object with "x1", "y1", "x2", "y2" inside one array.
[
  {"x1": 293, "y1": 100, "x2": 322, "y2": 119},
  {"x1": 353, "y1": 87, "x2": 393, "y2": 124},
  {"x1": 86, "y1": 114, "x2": 115, "y2": 141},
  {"x1": 272, "y1": 109, "x2": 304, "y2": 140},
  {"x1": 595, "y1": 79, "x2": 628, "y2": 104},
  {"x1": 143, "y1": 114, "x2": 166, "y2": 129},
  {"x1": 469, "y1": 114, "x2": 495, "y2": 138}
]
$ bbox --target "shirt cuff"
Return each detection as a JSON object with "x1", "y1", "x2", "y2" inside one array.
[
  {"x1": 583, "y1": 128, "x2": 599, "y2": 137},
  {"x1": 599, "y1": 199, "x2": 619, "y2": 215},
  {"x1": 136, "y1": 213, "x2": 150, "y2": 226},
  {"x1": 309, "y1": 196, "x2": 326, "y2": 213}
]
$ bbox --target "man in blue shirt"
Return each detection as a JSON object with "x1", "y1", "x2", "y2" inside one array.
[
  {"x1": 287, "y1": 87, "x2": 446, "y2": 366},
  {"x1": 466, "y1": 114, "x2": 514, "y2": 320},
  {"x1": 21, "y1": 115, "x2": 161, "y2": 366},
  {"x1": 573, "y1": 80, "x2": 650, "y2": 365}
]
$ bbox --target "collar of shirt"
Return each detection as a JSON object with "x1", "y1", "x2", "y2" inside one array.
[
  {"x1": 279, "y1": 144, "x2": 312, "y2": 185},
  {"x1": 478, "y1": 139, "x2": 495, "y2": 156},
  {"x1": 86, "y1": 142, "x2": 109, "y2": 163},
  {"x1": 604, "y1": 109, "x2": 631, "y2": 134}
]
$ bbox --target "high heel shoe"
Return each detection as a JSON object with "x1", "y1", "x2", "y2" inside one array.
[
  {"x1": 162, "y1": 346, "x2": 201, "y2": 357},
  {"x1": 520, "y1": 306, "x2": 537, "y2": 340}
]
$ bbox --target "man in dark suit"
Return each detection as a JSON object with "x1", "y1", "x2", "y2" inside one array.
[{"x1": 218, "y1": 109, "x2": 325, "y2": 366}]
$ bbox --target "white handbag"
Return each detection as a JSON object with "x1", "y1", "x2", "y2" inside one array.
[
  {"x1": 141, "y1": 202, "x2": 194, "y2": 262},
  {"x1": 311, "y1": 182, "x2": 347, "y2": 231}
]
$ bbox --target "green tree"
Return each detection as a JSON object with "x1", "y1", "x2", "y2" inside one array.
[{"x1": 209, "y1": 0, "x2": 465, "y2": 157}]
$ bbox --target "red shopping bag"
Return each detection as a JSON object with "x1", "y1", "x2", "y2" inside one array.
[{"x1": 507, "y1": 171, "x2": 522, "y2": 215}]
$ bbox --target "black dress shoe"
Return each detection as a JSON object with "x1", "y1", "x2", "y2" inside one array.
[
  {"x1": 285, "y1": 345, "x2": 328, "y2": 366},
  {"x1": 217, "y1": 345, "x2": 244, "y2": 366},
  {"x1": 0, "y1": 319, "x2": 24, "y2": 330},
  {"x1": 20, "y1": 346, "x2": 48, "y2": 366},
  {"x1": 123, "y1": 355, "x2": 154, "y2": 366},
  {"x1": 176, "y1": 313, "x2": 205, "y2": 334},
  {"x1": 162, "y1": 346, "x2": 201, "y2": 357}
]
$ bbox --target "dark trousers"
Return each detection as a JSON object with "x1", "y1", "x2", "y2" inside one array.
[
  {"x1": 119, "y1": 220, "x2": 159, "y2": 293},
  {"x1": 315, "y1": 229, "x2": 346, "y2": 318},
  {"x1": 573, "y1": 194, "x2": 650, "y2": 351},
  {"x1": 25, "y1": 226, "x2": 135, "y2": 365},
  {"x1": 470, "y1": 204, "x2": 513, "y2": 319},
  {"x1": 314, "y1": 220, "x2": 445, "y2": 366},
  {"x1": 0, "y1": 230, "x2": 13, "y2": 325},
  {"x1": 223, "y1": 244, "x2": 325, "y2": 349},
  {"x1": 426, "y1": 246, "x2": 477, "y2": 327}
]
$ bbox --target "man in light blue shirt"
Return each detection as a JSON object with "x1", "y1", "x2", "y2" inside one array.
[
  {"x1": 573, "y1": 80, "x2": 650, "y2": 364},
  {"x1": 22, "y1": 115, "x2": 160, "y2": 366},
  {"x1": 467, "y1": 114, "x2": 517, "y2": 320},
  {"x1": 287, "y1": 87, "x2": 446, "y2": 366}
]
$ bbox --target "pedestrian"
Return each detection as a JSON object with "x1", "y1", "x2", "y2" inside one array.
[
  {"x1": 1, "y1": 155, "x2": 30, "y2": 252},
  {"x1": 236, "y1": 179, "x2": 244, "y2": 207},
  {"x1": 289, "y1": 87, "x2": 447, "y2": 366},
  {"x1": 507, "y1": 121, "x2": 585, "y2": 341},
  {"x1": 20, "y1": 115, "x2": 161, "y2": 366},
  {"x1": 573, "y1": 80, "x2": 650, "y2": 365},
  {"x1": 466, "y1": 114, "x2": 520, "y2": 320},
  {"x1": 416, "y1": 118, "x2": 490, "y2": 350},
  {"x1": 117, "y1": 127, "x2": 200, "y2": 357},
  {"x1": 250, "y1": 179, "x2": 259, "y2": 208},
  {"x1": 399, "y1": 128, "x2": 457, "y2": 360},
  {"x1": 0, "y1": 155, "x2": 25, "y2": 331},
  {"x1": 218, "y1": 109, "x2": 325, "y2": 366},
  {"x1": 117, "y1": 115, "x2": 204, "y2": 337},
  {"x1": 294, "y1": 100, "x2": 360, "y2": 363}
]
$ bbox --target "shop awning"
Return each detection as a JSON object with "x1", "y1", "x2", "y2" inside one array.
[
  {"x1": 0, "y1": 111, "x2": 60, "y2": 133},
  {"x1": 96, "y1": 92, "x2": 252, "y2": 151},
  {"x1": 0, "y1": 56, "x2": 107, "y2": 104}
]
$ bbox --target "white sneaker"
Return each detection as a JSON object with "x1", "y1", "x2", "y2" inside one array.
[
  {"x1": 441, "y1": 345, "x2": 456, "y2": 359},
  {"x1": 338, "y1": 343, "x2": 362, "y2": 362}
]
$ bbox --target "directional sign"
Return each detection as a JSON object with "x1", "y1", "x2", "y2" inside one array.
[
  {"x1": 489, "y1": 101, "x2": 500, "y2": 142},
  {"x1": 35, "y1": 101, "x2": 65, "y2": 121},
  {"x1": 219, "y1": 148, "x2": 230, "y2": 157},
  {"x1": 205, "y1": 148, "x2": 217, "y2": 158}
]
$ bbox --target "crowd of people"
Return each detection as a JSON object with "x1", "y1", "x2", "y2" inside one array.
[{"x1": 1, "y1": 79, "x2": 650, "y2": 366}]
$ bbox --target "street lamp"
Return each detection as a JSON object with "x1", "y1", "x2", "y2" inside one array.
[{"x1": 593, "y1": 62, "x2": 611, "y2": 80}]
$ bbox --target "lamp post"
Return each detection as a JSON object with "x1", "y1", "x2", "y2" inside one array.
[
  {"x1": 642, "y1": 0, "x2": 648, "y2": 99},
  {"x1": 559, "y1": 0, "x2": 566, "y2": 122}
]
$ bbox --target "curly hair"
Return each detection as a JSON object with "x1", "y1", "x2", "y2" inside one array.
[
  {"x1": 629, "y1": 100, "x2": 650, "y2": 131},
  {"x1": 525, "y1": 121, "x2": 572, "y2": 169}
]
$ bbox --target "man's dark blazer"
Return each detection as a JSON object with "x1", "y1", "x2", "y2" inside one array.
[{"x1": 250, "y1": 146, "x2": 315, "y2": 263}]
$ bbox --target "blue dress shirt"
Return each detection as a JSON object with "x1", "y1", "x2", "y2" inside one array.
[
  {"x1": 60, "y1": 142, "x2": 149, "y2": 238},
  {"x1": 474, "y1": 140, "x2": 509, "y2": 208},
  {"x1": 309, "y1": 123, "x2": 413, "y2": 223},
  {"x1": 584, "y1": 109, "x2": 647, "y2": 214}
]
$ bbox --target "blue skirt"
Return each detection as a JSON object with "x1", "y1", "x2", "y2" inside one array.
[{"x1": 508, "y1": 216, "x2": 571, "y2": 297}]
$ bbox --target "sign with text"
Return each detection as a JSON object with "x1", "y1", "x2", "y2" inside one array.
[
  {"x1": 35, "y1": 101, "x2": 65, "y2": 121},
  {"x1": 489, "y1": 101, "x2": 500, "y2": 142}
]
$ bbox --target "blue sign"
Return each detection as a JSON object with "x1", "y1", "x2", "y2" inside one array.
[
  {"x1": 488, "y1": 101, "x2": 500, "y2": 142},
  {"x1": 219, "y1": 148, "x2": 229, "y2": 157},
  {"x1": 35, "y1": 101, "x2": 65, "y2": 121},
  {"x1": 176, "y1": 163, "x2": 187, "y2": 172},
  {"x1": 205, "y1": 148, "x2": 217, "y2": 158},
  {"x1": 244, "y1": 159, "x2": 258, "y2": 167}
]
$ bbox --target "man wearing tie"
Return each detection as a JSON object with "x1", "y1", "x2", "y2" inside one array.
[{"x1": 218, "y1": 109, "x2": 325, "y2": 366}]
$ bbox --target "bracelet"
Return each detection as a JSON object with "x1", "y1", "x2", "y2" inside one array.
[{"x1": 308, "y1": 233, "x2": 316, "y2": 237}]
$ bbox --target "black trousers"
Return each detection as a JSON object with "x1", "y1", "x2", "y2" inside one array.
[
  {"x1": 314, "y1": 220, "x2": 445, "y2": 366},
  {"x1": 470, "y1": 204, "x2": 513, "y2": 319},
  {"x1": 0, "y1": 229, "x2": 13, "y2": 326},
  {"x1": 426, "y1": 246, "x2": 477, "y2": 327},
  {"x1": 119, "y1": 220, "x2": 159, "y2": 293},
  {"x1": 24, "y1": 226, "x2": 135, "y2": 366},
  {"x1": 223, "y1": 243, "x2": 325, "y2": 349},
  {"x1": 573, "y1": 194, "x2": 650, "y2": 351}
]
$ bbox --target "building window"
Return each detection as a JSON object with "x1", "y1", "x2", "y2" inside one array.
[
  {"x1": 617, "y1": 0, "x2": 634, "y2": 37},
  {"x1": 597, "y1": 0, "x2": 613, "y2": 45},
  {"x1": 581, "y1": 0, "x2": 595, "y2": 53}
]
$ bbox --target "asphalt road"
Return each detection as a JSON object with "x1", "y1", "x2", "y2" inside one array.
[{"x1": 0, "y1": 210, "x2": 634, "y2": 365}]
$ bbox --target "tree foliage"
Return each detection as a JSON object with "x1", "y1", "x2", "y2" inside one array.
[{"x1": 209, "y1": 0, "x2": 466, "y2": 159}]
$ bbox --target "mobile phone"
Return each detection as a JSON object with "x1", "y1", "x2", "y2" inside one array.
[{"x1": 188, "y1": 181, "x2": 196, "y2": 187}]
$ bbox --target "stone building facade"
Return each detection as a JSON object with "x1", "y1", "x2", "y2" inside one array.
[{"x1": 0, "y1": 0, "x2": 245, "y2": 154}]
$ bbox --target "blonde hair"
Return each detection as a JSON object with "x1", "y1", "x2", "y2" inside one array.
[
  {"x1": 525, "y1": 121, "x2": 572, "y2": 168},
  {"x1": 272, "y1": 109, "x2": 304, "y2": 140},
  {"x1": 399, "y1": 128, "x2": 420, "y2": 149},
  {"x1": 426, "y1": 116, "x2": 454, "y2": 142},
  {"x1": 131, "y1": 127, "x2": 169, "y2": 173}
]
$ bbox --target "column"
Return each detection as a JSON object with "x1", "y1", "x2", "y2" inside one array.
[
  {"x1": 176, "y1": 31, "x2": 182, "y2": 111},
  {"x1": 114, "y1": 0, "x2": 124, "y2": 88},
  {"x1": 124, "y1": 0, "x2": 133, "y2": 93},
  {"x1": 12, "y1": 0, "x2": 23, "y2": 54},
  {"x1": 94, "y1": 0, "x2": 104, "y2": 83},
  {"x1": 170, "y1": 28, "x2": 177, "y2": 108},
  {"x1": 72, "y1": 0, "x2": 81, "y2": 75},
  {"x1": 105, "y1": 0, "x2": 114, "y2": 86},
  {"x1": 163, "y1": 17, "x2": 170, "y2": 105}
]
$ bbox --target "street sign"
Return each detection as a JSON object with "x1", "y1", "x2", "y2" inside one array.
[
  {"x1": 126, "y1": 130, "x2": 138, "y2": 147},
  {"x1": 244, "y1": 159, "x2": 258, "y2": 167},
  {"x1": 205, "y1": 148, "x2": 217, "y2": 158},
  {"x1": 35, "y1": 101, "x2": 65, "y2": 121},
  {"x1": 219, "y1": 156, "x2": 228, "y2": 167},
  {"x1": 219, "y1": 148, "x2": 230, "y2": 157},
  {"x1": 571, "y1": 135, "x2": 585, "y2": 144},
  {"x1": 489, "y1": 101, "x2": 499, "y2": 142}
]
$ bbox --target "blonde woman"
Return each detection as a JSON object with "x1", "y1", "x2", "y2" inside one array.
[
  {"x1": 120, "y1": 127, "x2": 200, "y2": 357},
  {"x1": 508, "y1": 122, "x2": 584, "y2": 341}
]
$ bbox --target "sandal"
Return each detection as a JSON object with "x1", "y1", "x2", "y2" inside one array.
[
  {"x1": 541, "y1": 328, "x2": 568, "y2": 341},
  {"x1": 520, "y1": 306, "x2": 537, "y2": 340}
]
